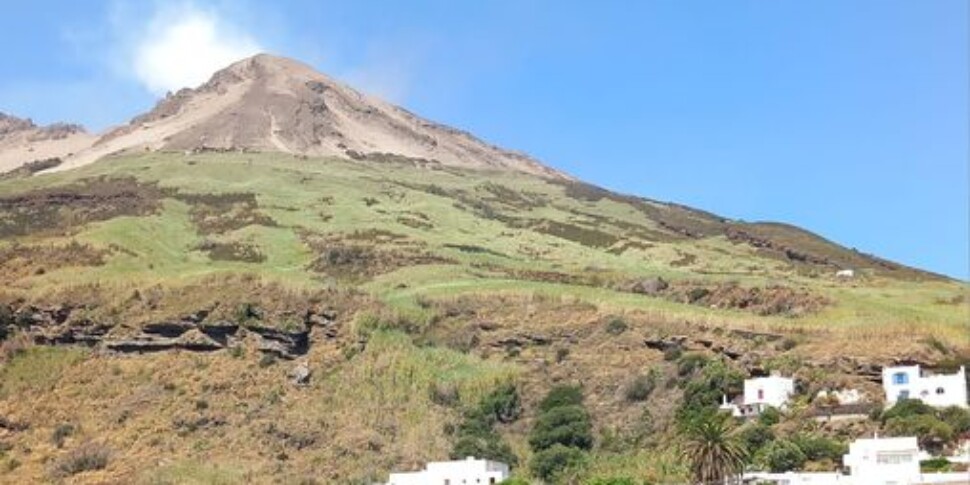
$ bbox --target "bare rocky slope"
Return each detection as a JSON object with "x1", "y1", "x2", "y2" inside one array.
[{"x1": 0, "y1": 54, "x2": 565, "y2": 179}]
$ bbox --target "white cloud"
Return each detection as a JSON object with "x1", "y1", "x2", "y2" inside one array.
[{"x1": 132, "y1": 3, "x2": 262, "y2": 95}]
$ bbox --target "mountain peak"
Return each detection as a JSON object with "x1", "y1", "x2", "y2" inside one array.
[{"x1": 17, "y1": 54, "x2": 566, "y2": 178}]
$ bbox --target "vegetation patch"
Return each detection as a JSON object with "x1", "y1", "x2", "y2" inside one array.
[
  {"x1": 0, "y1": 241, "x2": 109, "y2": 280},
  {"x1": 174, "y1": 192, "x2": 277, "y2": 234},
  {"x1": 196, "y1": 239, "x2": 266, "y2": 263},
  {"x1": 303, "y1": 232, "x2": 453, "y2": 280},
  {"x1": 530, "y1": 219, "x2": 619, "y2": 249},
  {"x1": 666, "y1": 281, "x2": 829, "y2": 317},
  {"x1": 0, "y1": 176, "x2": 166, "y2": 238}
]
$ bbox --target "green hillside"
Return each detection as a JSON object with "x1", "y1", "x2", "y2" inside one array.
[{"x1": 0, "y1": 152, "x2": 966, "y2": 483}]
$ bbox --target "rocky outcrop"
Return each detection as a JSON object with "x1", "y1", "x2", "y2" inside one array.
[{"x1": 1, "y1": 304, "x2": 338, "y2": 360}]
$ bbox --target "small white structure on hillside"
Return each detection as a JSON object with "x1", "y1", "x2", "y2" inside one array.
[
  {"x1": 745, "y1": 436, "x2": 970, "y2": 485},
  {"x1": 816, "y1": 388, "x2": 864, "y2": 406},
  {"x1": 836, "y1": 269, "x2": 855, "y2": 279},
  {"x1": 721, "y1": 374, "x2": 795, "y2": 418},
  {"x1": 386, "y1": 457, "x2": 510, "y2": 485},
  {"x1": 882, "y1": 365, "x2": 968, "y2": 408},
  {"x1": 842, "y1": 436, "x2": 921, "y2": 483}
]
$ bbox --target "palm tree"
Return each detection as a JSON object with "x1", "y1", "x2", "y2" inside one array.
[{"x1": 680, "y1": 413, "x2": 747, "y2": 484}]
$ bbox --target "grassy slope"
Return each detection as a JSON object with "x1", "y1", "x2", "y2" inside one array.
[{"x1": 0, "y1": 152, "x2": 966, "y2": 483}]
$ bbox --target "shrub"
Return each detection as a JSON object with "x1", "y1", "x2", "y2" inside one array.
[
  {"x1": 881, "y1": 399, "x2": 934, "y2": 423},
  {"x1": 528, "y1": 405, "x2": 593, "y2": 451},
  {"x1": 588, "y1": 478, "x2": 637, "y2": 485},
  {"x1": 921, "y1": 457, "x2": 953, "y2": 472},
  {"x1": 677, "y1": 353, "x2": 710, "y2": 377},
  {"x1": 529, "y1": 444, "x2": 587, "y2": 481},
  {"x1": 479, "y1": 383, "x2": 522, "y2": 424},
  {"x1": 739, "y1": 423, "x2": 774, "y2": 457},
  {"x1": 51, "y1": 423, "x2": 75, "y2": 449},
  {"x1": 624, "y1": 374, "x2": 655, "y2": 402},
  {"x1": 538, "y1": 385, "x2": 584, "y2": 413},
  {"x1": 758, "y1": 407, "x2": 782, "y2": 427},
  {"x1": 554, "y1": 347, "x2": 570, "y2": 363},
  {"x1": 663, "y1": 346, "x2": 683, "y2": 361},
  {"x1": 258, "y1": 353, "x2": 277, "y2": 368},
  {"x1": 792, "y1": 434, "x2": 846, "y2": 463},
  {"x1": 677, "y1": 360, "x2": 744, "y2": 426},
  {"x1": 53, "y1": 442, "x2": 110, "y2": 477},
  {"x1": 430, "y1": 382, "x2": 461, "y2": 407},
  {"x1": 451, "y1": 434, "x2": 517, "y2": 466},
  {"x1": 776, "y1": 338, "x2": 798, "y2": 351},
  {"x1": 939, "y1": 406, "x2": 970, "y2": 434},
  {"x1": 759, "y1": 439, "x2": 807, "y2": 473},
  {"x1": 605, "y1": 317, "x2": 628, "y2": 336},
  {"x1": 885, "y1": 414, "x2": 954, "y2": 453}
]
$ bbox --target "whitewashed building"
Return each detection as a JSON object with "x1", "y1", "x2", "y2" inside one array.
[
  {"x1": 386, "y1": 457, "x2": 510, "y2": 485},
  {"x1": 745, "y1": 436, "x2": 970, "y2": 485},
  {"x1": 721, "y1": 375, "x2": 795, "y2": 418},
  {"x1": 882, "y1": 365, "x2": 968, "y2": 408},
  {"x1": 842, "y1": 436, "x2": 921, "y2": 483}
]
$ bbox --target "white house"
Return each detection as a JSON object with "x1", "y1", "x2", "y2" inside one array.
[
  {"x1": 842, "y1": 436, "x2": 921, "y2": 484},
  {"x1": 386, "y1": 457, "x2": 510, "y2": 485},
  {"x1": 745, "y1": 436, "x2": 970, "y2": 485},
  {"x1": 721, "y1": 375, "x2": 795, "y2": 418},
  {"x1": 882, "y1": 365, "x2": 968, "y2": 408}
]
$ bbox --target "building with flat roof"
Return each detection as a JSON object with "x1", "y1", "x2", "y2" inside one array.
[{"x1": 386, "y1": 457, "x2": 510, "y2": 485}]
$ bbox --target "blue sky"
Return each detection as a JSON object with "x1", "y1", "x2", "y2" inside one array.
[{"x1": 2, "y1": 1, "x2": 967, "y2": 279}]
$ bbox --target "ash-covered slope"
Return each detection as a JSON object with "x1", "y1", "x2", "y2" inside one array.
[
  {"x1": 41, "y1": 54, "x2": 564, "y2": 178},
  {"x1": 0, "y1": 113, "x2": 92, "y2": 173}
]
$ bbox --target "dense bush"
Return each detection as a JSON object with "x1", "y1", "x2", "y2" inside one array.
[
  {"x1": 759, "y1": 439, "x2": 807, "y2": 473},
  {"x1": 451, "y1": 432, "x2": 517, "y2": 466},
  {"x1": 529, "y1": 385, "x2": 594, "y2": 481},
  {"x1": 529, "y1": 444, "x2": 587, "y2": 481},
  {"x1": 450, "y1": 384, "x2": 521, "y2": 466},
  {"x1": 758, "y1": 407, "x2": 782, "y2": 427},
  {"x1": 677, "y1": 359, "x2": 744, "y2": 426},
  {"x1": 921, "y1": 457, "x2": 954, "y2": 472},
  {"x1": 479, "y1": 382, "x2": 522, "y2": 423},
  {"x1": 885, "y1": 414, "x2": 954, "y2": 453},
  {"x1": 791, "y1": 434, "x2": 846, "y2": 463},
  {"x1": 881, "y1": 399, "x2": 934, "y2": 422},
  {"x1": 528, "y1": 405, "x2": 594, "y2": 451},
  {"x1": 881, "y1": 400, "x2": 967, "y2": 453},
  {"x1": 739, "y1": 422, "x2": 774, "y2": 456},
  {"x1": 538, "y1": 385, "x2": 584, "y2": 412},
  {"x1": 938, "y1": 406, "x2": 970, "y2": 434}
]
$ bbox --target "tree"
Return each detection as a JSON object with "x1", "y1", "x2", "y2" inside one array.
[{"x1": 680, "y1": 414, "x2": 747, "y2": 484}]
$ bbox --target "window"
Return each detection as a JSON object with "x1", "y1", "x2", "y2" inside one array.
[
  {"x1": 893, "y1": 372, "x2": 908, "y2": 385},
  {"x1": 757, "y1": 389, "x2": 764, "y2": 400},
  {"x1": 877, "y1": 452, "x2": 913, "y2": 465},
  {"x1": 936, "y1": 387, "x2": 945, "y2": 395},
  {"x1": 898, "y1": 390, "x2": 909, "y2": 400}
]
